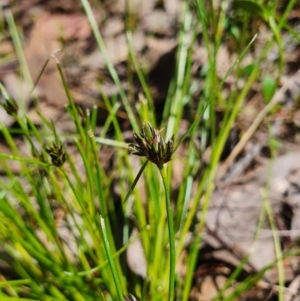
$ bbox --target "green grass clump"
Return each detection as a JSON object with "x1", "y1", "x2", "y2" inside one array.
[{"x1": 0, "y1": 0, "x2": 300, "y2": 300}]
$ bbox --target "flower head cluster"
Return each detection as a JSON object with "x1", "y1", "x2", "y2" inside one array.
[
  {"x1": 43, "y1": 142, "x2": 66, "y2": 167},
  {"x1": 129, "y1": 122, "x2": 174, "y2": 168},
  {"x1": 1, "y1": 97, "x2": 18, "y2": 116}
]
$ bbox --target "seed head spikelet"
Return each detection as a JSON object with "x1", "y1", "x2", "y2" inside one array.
[{"x1": 129, "y1": 122, "x2": 174, "y2": 168}]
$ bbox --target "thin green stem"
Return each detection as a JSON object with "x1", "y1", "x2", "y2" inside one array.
[
  {"x1": 123, "y1": 160, "x2": 149, "y2": 204},
  {"x1": 159, "y1": 165, "x2": 175, "y2": 301},
  {"x1": 80, "y1": 0, "x2": 138, "y2": 132},
  {"x1": 100, "y1": 216, "x2": 124, "y2": 301}
]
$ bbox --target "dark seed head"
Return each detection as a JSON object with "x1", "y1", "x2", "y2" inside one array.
[
  {"x1": 1, "y1": 97, "x2": 18, "y2": 116},
  {"x1": 129, "y1": 122, "x2": 174, "y2": 168},
  {"x1": 43, "y1": 142, "x2": 66, "y2": 167}
]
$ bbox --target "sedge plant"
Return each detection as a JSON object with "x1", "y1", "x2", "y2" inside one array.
[
  {"x1": 129, "y1": 122, "x2": 175, "y2": 301},
  {"x1": 1, "y1": 0, "x2": 300, "y2": 300}
]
